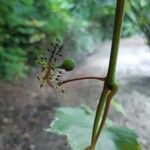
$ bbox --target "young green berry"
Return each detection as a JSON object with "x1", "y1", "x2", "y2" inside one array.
[{"x1": 61, "y1": 58, "x2": 76, "y2": 71}]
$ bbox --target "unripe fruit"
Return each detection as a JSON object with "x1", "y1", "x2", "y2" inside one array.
[{"x1": 61, "y1": 58, "x2": 76, "y2": 71}]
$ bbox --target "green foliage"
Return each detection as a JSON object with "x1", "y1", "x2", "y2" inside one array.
[
  {"x1": 0, "y1": 0, "x2": 148, "y2": 80},
  {"x1": 0, "y1": 1, "x2": 48, "y2": 79},
  {"x1": 0, "y1": 47, "x2": 28, "y2": 80},
  {"x1": 111, "y1": 99, "x2": 126, "y2": 116},
  {"x1": 0, "y1": 0, "x2": 88, "y2": 80},
  {"x1": 127, "y1": 0, "x2": 150, "y2": 46},
  {"x1": 0, "y1": 0, "x2": 71, "y2": 80},
  {"x1": 46, "y1": 106, "x2": 141, "y2": 150}
]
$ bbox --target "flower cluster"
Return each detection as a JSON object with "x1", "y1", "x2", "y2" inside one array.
[{"x1": 36, "y1": 38, "x2": 76, "y2": 92}]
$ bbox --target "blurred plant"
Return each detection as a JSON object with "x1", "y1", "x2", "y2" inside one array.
[
  {"x1": 0, "y1": 0, "x2": 146, "y2": 81},
  {"x1": 127, "y1": 0, "x2": 150, "y2": 46},
  {"x1": 0, "y1": 47, "x2": 28, "y2": 80},
  {"x1": 0, "y1": 0, "x2": 73, "y2": 80}
]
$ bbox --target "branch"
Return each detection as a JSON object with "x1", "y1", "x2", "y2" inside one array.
[{"x1": 58, "y1": 76, "x2": 105, "y2": 86}]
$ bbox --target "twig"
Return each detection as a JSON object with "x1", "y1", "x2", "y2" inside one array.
[{"x1": 58, "y1": 76, "x2": 105, "y2": 86}]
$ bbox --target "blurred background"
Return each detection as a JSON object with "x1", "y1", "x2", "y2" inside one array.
[{"x1": 0, "y1": 0, "x2": 149, "y2": 150}]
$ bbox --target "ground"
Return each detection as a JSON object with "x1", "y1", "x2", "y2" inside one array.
[{"x1": 0, "y1": 36, "x2": 149, "y2": 150}]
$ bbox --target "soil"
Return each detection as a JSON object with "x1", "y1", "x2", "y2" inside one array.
[{"x1": 0, "y1": 36, "x2": 150, "y2": 150}]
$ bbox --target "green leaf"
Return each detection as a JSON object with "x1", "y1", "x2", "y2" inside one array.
[
  {"x1": 111, "y1": 99, "x2": 126, "y2": 116},
  {"x1": 29, "y1": 33, "x2": 46, "y2": 43},
  {"x1": 45, "y1": 106, "x2": 141, "y2": 150}
]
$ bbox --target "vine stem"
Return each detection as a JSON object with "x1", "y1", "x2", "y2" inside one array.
[
  {"x1": 106, "y1": 0, "x2": 126, "y2": 85},
  {"x1": 89, "y1": 0, "x2": 126, "y2": 149},
  {"x1": 58, "y1": 76, "x2": 105, "y2": 86},
  {"x1": 92, "y1": 84, "x2": 118, "y2": 148},
  {"x1": 91, "y1": 86, "x2": 110, "y2": 143}
]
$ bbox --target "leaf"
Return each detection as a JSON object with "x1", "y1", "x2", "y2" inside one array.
[
  {"x1": 29, "y1": 33, "x2": 45, "y2": 43},
  {"x1": 111, "y1": 99, "x2": 126, "y2": 116},
  {"x1": 45, "y1": 106, "x2": 141, "y2": 150}
]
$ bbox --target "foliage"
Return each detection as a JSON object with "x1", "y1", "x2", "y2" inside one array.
[
  {"x1": 46, "y1": 106, "x2": 141, "y2": 150},
  {"x1": 0, "y1": 0, "x2": 138, "y2": 80},
  {"x1": 111, "y1": 99, "x2": 126, "y2": 116},
  {"x1": 0, "y1": 47, "x2": 28, "y2": 80},
  {"x1": 127, "y1": 0, "x2": 150, "y2": 46},
  {"x1": 0, "y1": 0, "x2": 72, "y2": 80},
  {"x1": 0, "y1": 0, "x2": 149, "y2": 80},
  {"x1": 63, "y1": 0, "x2": 136, "y2": 55},
  {"x1": 0, "y1": 0, "x2": 40, "y2": 80}
]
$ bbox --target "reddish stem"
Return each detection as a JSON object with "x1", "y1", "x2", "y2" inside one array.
[{"x1": 58, "y1": 76, "x2": 105, "y2": 86}]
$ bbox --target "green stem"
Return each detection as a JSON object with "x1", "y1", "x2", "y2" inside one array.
[
  {"x1": 91, "y1": 87, "x2": 110, "y2": 143},
  {"x1": 93, "y1": 85, "x2": 118, "y2": 147},
  {"x1": 90, "y1": 0, "x2": 126, "y2": 149},
  {"x1": 106, "y1": 0, "x2": 126, "y2": 85}
]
